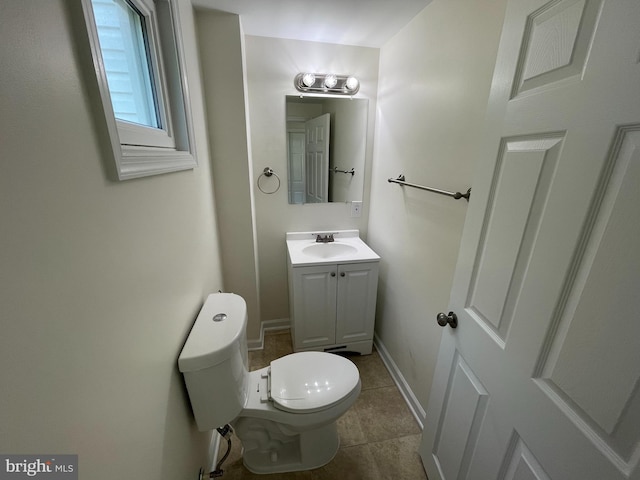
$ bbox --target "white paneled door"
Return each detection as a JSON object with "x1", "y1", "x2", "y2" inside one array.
[
  {"x1": 288, "y1": 131, "x2": 306, "y2": 203},
  {"x1": 305, "y1": 113, "x2": 330, "y2": 203},
  {"x1": 419, "y1": 1, "x2": 640, "y2": 480}
]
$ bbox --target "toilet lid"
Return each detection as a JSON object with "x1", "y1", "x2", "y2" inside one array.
[{"x1": 269, "y1": 351, "x2": 360, "y2": 413}]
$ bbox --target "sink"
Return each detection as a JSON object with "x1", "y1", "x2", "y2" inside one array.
[
  {"x1": 286, "y1": 230, "x2": 380, "y2": 266},
  {"x1": 302, "y1": 242, "x2": 358, "y2": 259}
]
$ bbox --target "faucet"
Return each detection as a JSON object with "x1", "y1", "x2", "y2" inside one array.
[{"x1": 315, "y1": 234, "x2": 335, "y2": 243}]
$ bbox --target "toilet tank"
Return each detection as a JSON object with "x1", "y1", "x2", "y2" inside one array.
[{"x1": 178, "y1": 293, "x2": 249, "y2": 431}]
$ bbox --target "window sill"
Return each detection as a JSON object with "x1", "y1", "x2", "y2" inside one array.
[{"x1": 117, "y1": 146, "x2": 198, "y2": 180}]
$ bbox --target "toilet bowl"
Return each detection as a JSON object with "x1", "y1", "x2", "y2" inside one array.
[{"x1": 178, "y1": 293, "x2": 361, "y2": 474}]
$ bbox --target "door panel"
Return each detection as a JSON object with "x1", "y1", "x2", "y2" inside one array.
[
  {"x1": 419, "y1": 1, "x2": 640, "y2": 479},
  {"x1": 305, "y1": 114, "x2": 330, "y2": 203},
  {"x1": 468, "y1": 135, "x2": 563, "y2": 344},
  {"x1": 534, "y1": 127, "x2": 640, "y2": 465},
  {"x1": 500, "y1": 435, "x2": 551, "y2": 480},
  {"x1": 433, "y1": 352, "x2": 488, "y2": 480},
  {"x1": 511, "y1": 0, "x2": 602, "y2": 98},
  {"x1": 287, "y1": 131, "x2": 305, "y2": 203}
]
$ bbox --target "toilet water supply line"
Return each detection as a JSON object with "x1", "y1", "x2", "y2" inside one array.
[{"x1": 203, "y1": 424, "x2": 233, "y2": 478}]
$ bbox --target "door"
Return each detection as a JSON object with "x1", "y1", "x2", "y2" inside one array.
[
  {"x1": 335, "y1": 262, "x2": 379, "y2": 345},
  {"x1": 305, "y1": 113, "x2": 330, "y2": 203},
  {"x1": 287, "y1": 131, "x2": 305, "y2": 203},
  {"x1": 419, "y1": 1, "x2": 640, "y2": 480},
  {"x1": 291, "y1": 264, "x2": 337, "y2": 350}
]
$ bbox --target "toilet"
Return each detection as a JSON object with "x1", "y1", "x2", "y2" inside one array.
[{"x1": 178, "y1": 293, "x2": 361, "y2": 474}]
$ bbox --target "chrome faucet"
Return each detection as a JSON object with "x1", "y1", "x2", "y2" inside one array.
[{"x1": 315, "y1": 234, "x2": 335, "y2": 243}]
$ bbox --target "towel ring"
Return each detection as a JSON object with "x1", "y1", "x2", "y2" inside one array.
[{"x1": 257, "y1": 167, "x2": 281, "y2": 194}]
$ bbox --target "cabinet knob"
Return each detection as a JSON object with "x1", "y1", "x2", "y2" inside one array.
[
  {"x1": 331, "y1": 272, "x2": 336, "y2": 277},
  {"x1": 340, "y1": 272, "x2": 345, "y2": 277}
]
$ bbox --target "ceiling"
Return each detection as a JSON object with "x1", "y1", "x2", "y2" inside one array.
[{"x1": 190, "y1": 0, "x2": 431, "y2": 48}]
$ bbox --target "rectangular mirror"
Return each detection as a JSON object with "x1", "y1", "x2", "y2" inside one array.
[{"x1": 286, "y1": 96, "x2": 368, "y2": 204}]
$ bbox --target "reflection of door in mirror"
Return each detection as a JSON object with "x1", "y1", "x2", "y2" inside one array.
[
  {"x1": 305, "y1": 113, "x2": 330, "y2": 203},
  {"x1": 287, "y1": 131, "x2": 305, "y2": 204}
]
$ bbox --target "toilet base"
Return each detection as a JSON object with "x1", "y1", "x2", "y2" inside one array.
[{"x1": 233, "y1": 418, "x2": 340, "y2": 474}]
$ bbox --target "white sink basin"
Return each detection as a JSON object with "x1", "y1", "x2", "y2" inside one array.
[
  {"x1": 286, "y1": 230, "x2": 380, "y2": 266},
  {"x1": 302, "y1": 242, "x2": 358, "y2": 259}
]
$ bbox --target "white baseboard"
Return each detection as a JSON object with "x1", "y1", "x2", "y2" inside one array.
[
  {"x1": 247, "y1": 318, "x2": 290, "y2": 350},
  {"x1": 374, "y1": 334, "x2": 426, "y2": 429}
]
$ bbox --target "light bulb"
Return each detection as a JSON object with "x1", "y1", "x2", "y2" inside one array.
[
  {"x1": 302, "y1": 73, "x2": 316, "y2": 87},
  {"x1": 345, "y1": 76, "x2": 359, "y2": 91},
  {"x1": 324, "y1": 74, "x2": 338, "y2": 89}
]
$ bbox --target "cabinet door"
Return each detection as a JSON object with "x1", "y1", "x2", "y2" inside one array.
[
  {"x1": 336, "y1": 263, "x2": 379, "y2": 344},
  {"x1": 292, "y1": 265, "x2": 337, "y2": 349}
]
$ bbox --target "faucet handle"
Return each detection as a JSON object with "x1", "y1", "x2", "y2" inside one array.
[{"x1": 314, "y1": 233, "x2": 336, "y2": 243}]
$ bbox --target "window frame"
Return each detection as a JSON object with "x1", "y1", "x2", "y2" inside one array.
[{"x1": 82, "y1": 0, "x2": 197, "y2": 180}]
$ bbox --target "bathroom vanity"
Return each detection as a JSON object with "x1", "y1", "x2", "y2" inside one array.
[{"x1": 286, "y1": 230, "x2": 380, "y2": 355}]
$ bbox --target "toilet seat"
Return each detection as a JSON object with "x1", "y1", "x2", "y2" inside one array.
[{"x1": 268, "y1": 351, "x2": 359, "y2": 413}]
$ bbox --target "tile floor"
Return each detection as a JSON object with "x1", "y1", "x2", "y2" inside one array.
[{"x1": 215, "y1": 330, "x2": 429, "y2": 479}]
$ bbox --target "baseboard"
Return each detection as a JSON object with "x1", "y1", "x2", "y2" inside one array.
[
  {"x1": 247, "y1": 318, "x2": 291, "y2": 350},
  {"x1": 373, "y1": 334, "x2": 427, "y2": 429}
]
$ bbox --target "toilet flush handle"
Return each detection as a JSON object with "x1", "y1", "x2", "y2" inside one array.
[{"x1": 436, "y1": 311, "x2": 458, "y2": 329}]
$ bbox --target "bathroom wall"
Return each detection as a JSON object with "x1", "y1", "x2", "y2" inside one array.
[
  {"x1": 323, "y1": 98, "x2": 369, "y2": 203},
  {"x1": 244, "y1": 36, "x2": 380, "y2": 326},
  {"x1": 195, "y1": 10, "x2": 262, "y2": 341},
  {"x1": 0, "y1": 1, "x2": 222, "y2": 479},
  {"x1": 367, "y1": 0, "x2": 508, "y2": 417}
]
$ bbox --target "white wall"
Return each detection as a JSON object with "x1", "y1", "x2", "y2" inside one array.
[
  {"x1": 368, "y1": 0, "x2": 508, "y2": 414},
  {"x1": 244, "y1": 36, "x2": 380, "y2": 324},
  {"x1": 195, "y1": 11, "x2": 262, "y2": 341},
  {"x1": 323, "y1": 98, "x2": 368, "y2": 203},
  {"x1": 0, "y1": 1, "x2": 222, "y2": 479}
]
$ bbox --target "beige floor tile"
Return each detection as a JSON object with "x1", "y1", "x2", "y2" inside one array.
[
  {"x1": 264, "y1": 330, "x2": 293, "y2": 358},
  {"x1": 354, "y1": 387, "x2": 421, "y2": 443},
  {"x1": 240, "y1": 466, "x2": 316, "y2": 480},
  {"x1": 336, "y1": 408, "x2": 367, "y2": 447},
  {"x1": 214, "y1": 432, "x2": 244, "y2": 479},
  {"x1": 310, "y1": 444, "x2": 381, "y2": 480},
  {"x1": 249, "y1": 330, "x2": 293, "y2": 370},
  {"x1": 369, "y1": 434, "x2": 429, "y2": 480},
  {"x1": 344, "y1": 350, "x2": 395, "y2": 391}
]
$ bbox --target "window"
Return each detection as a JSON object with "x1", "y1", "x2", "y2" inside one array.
[
  {"x1": 93, "y1": 0, "x2": 160, "y2": 129},
  {"x1": 82, "y1": 0, "x2": 196, "y2": 180}
]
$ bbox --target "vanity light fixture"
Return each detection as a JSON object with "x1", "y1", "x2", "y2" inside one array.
[
  {"x1": 294, "y1": 73, "x2": 360, "y2": 95},
  {"x1": 345, "y1": 76, "x2": 359, "y2": 92},
  {"x1": 301, "y1": 73, "x2": 316, "y2": 87},
  {"x1": 324, "y1": 74, "x2": 338, "y2": 89}
]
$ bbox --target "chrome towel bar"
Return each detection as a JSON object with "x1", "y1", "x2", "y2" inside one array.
[
  {"x1": 388, "y1": 174, "x2": 471, "y2": 201},
  {"x1": 330, "y1": 167, "x2": 355, "y2": 176}
]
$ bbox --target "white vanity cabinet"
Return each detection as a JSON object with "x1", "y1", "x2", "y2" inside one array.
[
  {"x1": 288, "y1": 261, "x2": 379, "y2": 355},
  {"x1": 286, "y1": 230, "x2": 381, "y2": 355}
]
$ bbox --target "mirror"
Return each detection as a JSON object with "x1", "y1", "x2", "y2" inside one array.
[{"x1": 286, "y1": 96, "x2": 368, "y2": 204}]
